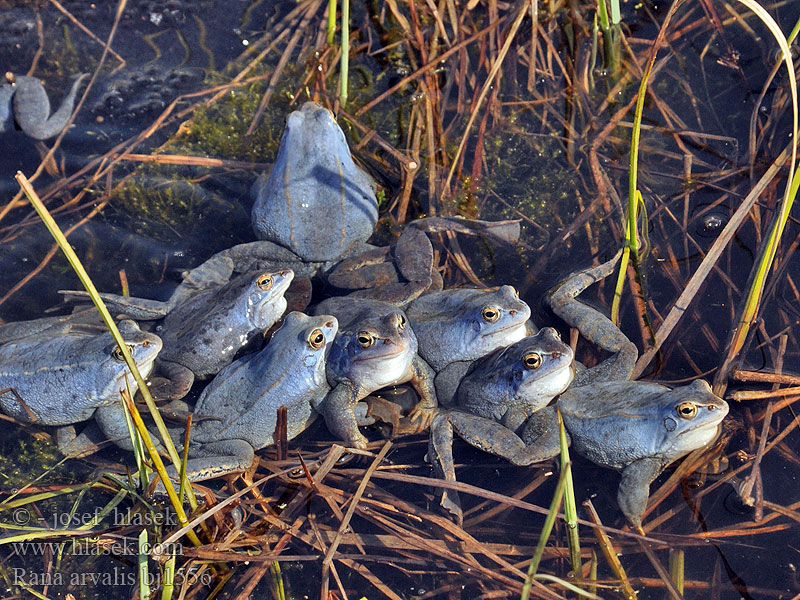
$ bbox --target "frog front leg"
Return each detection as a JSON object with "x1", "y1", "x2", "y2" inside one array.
[
  {"x1": 405, "y1": 355, "x2": 438, "y2": 431},
  {"x1": 617, "y1": 457, "x2": 663, "y2": 529},
  {"x1": 322, "y1": 384, "x2": 369, "y2": 449},
  {"x1": 93, "y1": 403, "x2": 168, "y2": 454},
  {"x1": 56, "y1": 423, "x2": 103, "y2": 457}
]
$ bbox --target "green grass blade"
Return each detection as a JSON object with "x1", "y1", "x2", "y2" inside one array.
[
  {"x1": 532, "y1": 574, "x2": 600, "y2": 598},
  {"x1": 714, "y1": 1, "x2": 798, "y2": 389},
  {"x1": 138, "y1": 529, "x2": 151, "y2": 600},
  {"x1": 520, "y1": 461, "x2": 570, "y2": 600},
  {"x1": 15, "y1": 172, "x2": 201, "y2": 546},
  {"x1": 161, "y1": 554, "x2": 176, "y2": 600},
  {"x1": 558, "y1": 409, "x2": 581, "y2": 581},
  {"x1": 338, "y1": 0, "x2": 349, "y2": 106}
]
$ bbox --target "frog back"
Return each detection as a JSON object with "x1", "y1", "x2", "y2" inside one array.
[{"x1": 251, "y1": 102, "x2": 378, "y2": 262}]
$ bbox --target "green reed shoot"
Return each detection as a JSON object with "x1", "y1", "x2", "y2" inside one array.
[
  {"x1": 138, "y1": 529, "x2": 151, "y2": 600},
  {"x1": 668, "y1": 548, "x2": 684, "y2": 596},
  {"x1": 269, "y1": 561, "x2": 287, "y2": 600},
  {"x1": 713, "y1": 0, "x2": 797, "y2": 390},
  {"x1": 339, "y1": 0, "x2": 350, "y2": 106},
  {"x1": 327, "y1": 0, "x2": 336, "y2": 46},
  {"x1": 161, "y1": 554, "x2": 176, "y2": 600},
  {"x1": 595, "y1": 0, "x2": 619, "y2": 74},
  {"x1": 521, "y1": 461, "x2": 570, "y2": 600},
  {"x1": 611, "y1": 0, "x2": 683, "y2": 323},
  {"x1": 15, "y1": 172, "x2": 201, "y2": 545},
  {"x1": 558, "y1": 409, "x2": 582, "y2": 580}
]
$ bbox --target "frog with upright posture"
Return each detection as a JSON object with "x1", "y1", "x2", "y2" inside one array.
[
  {"x1": 171, "y1": 311, "x2": 337, "y2": 481},
  {"x1": 1, "y1": 72, "x2": 87, "y2": 140},
  {"x1": 428, "y1": 253, "x2": 729, "y2": 527},
  {"x1": 0, "y1": 320, "x2": 162, "y2": 456},
  {"x1": 216, "y1": 101, "x2": 378, "y2": 279},
  {"x1": 218, "y1": 101, "x2": 522, "y2": 306},
  {"x1": 312, "y1": 297, "x2": 436, "y2": 448}
]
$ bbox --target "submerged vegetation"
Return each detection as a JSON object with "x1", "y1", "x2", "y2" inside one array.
[{"x1": 0, "y1": 0, "x2": 800, "y2": 598}]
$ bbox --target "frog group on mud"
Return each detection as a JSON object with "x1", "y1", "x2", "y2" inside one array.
[{"x1": 0, "y1": 97, "x2": 729, "y2": 529}]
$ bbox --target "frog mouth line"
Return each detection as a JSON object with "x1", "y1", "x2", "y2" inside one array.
[
  {"x1": 483, "y1": 321, "x2": 527, "y2": 339},
  {"x1": 352, "y1": 344, "x2": 408, "y2": 362},
  {"x1": 677, "y1": 413, "x2": 728, "y2": 436}
]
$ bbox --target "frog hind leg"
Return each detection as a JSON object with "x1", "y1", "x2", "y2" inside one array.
[
  {"x1": 321, "y1": 384, "x2": 369, "y2": 449},
  {"x1": 545, "y1": 251, "x2": 638, "y2": 384},
  {"x1": 405, "y1": 355, "x2": 438, "y2": 431},
  {"x1": 93, "y1": 403, "x2": 169, "y2": 453},
  {"x1": 13, "y1": 74, "x2": 87, "y2": 140},
  {"x1": 180, "y1": 439, "x2": 256, "y2": 481},
  {"x1": 448, "y1": 409, "x2": 561, "y2": 466},
  {"x1": 617, "y1": 457, "x2": 663, "y2": 529},
  {"x1": 428, "y1": 411, "x2": 462, "y2": 525},
  {"x1": 148, "y1": 361, "x2": 195, "y2": 401},
  {"x1": 56, "y1": 423, "x2": 103, "y2": 457},
  {"x1": 147, "y1": 439, "x2": 256, "y2": 487},
  {"x1": 59, "y1": 289, "x2": 170, "y2": 320}
]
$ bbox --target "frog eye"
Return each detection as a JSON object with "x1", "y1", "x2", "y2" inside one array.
[
  {"x1": 357, "y1": 331, "x2": 375, "y2": 348},
  {"x1": 308, "y1": 329, "x2": 326, "y2": 349},
  {"x1": 511, "y1": 287, "x2": 519, "y2": 298},
  {"x1": 257, "y1": 275, "x2": 274, "y2": 290},
  {"x1": 112, "y1": 345, "x2": 135, "y2": 362},
  {"x1": 482, "y1": 306, "x2": 500, "y2": 323},
  {"x1": 398, "y1": 314, "x2": 406, "y2": 330},
  {"x1": 677, "y1": 402, "x2": 698, "y2": 419},
  {"x1": 523, "y1": 352, "x2": 542, "y2": 369}
]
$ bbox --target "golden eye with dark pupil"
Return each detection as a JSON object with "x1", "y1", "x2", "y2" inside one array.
[
  {"x1": 677, "y1": 402, "x2": 698, "y2": 419},
  {"x1": 398, "y1": 315, "x2": 406, "y2": 330},
  {"x1": 257, "y1": 275, "x2": 274, "y2": 290},
  {"x1": 112, "y1": 345, "x2": 134, "y2": 361},
  {"x1": 357, "y1": 332, "x2": 375, "y2": 348},
  {"x1": 308, "y1": 329, "x2": 325, "y2": 349},
  {"x1": 482, "y1": 307, "x2": 500, "y2": 322},
  {"x1": 523, "y1": 352, "x2": 542, "y2": 369}
]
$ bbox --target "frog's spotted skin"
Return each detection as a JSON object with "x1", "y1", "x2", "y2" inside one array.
[
  {"x1": 312, "y1": 297, "x2": 437, "y2": 448},
  {"x1": 251, "y1": 101, "x2": 378, "y2": 263},
  {"x1": 0, "y1": 320, "x2": 162, "y2": 456},
  {"x1": 0, "y1": 73, "x2": 87, "y2": 140},
  {"x1": 428, "y1": 253, "x2": 729, "y2": 528},
  {"x1": 166, "y1": 312, "x2": 338, "y2": 482}
]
